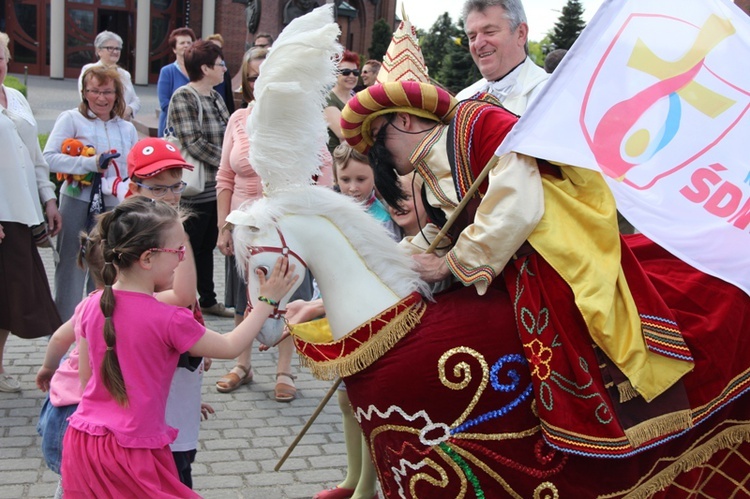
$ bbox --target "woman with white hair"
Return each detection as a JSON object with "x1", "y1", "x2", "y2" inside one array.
[{"x1": 77, "y1": 30, "x2": 140, "y2": 120}]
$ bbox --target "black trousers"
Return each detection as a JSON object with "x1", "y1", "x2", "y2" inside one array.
[
  {"x1": 172, "y1": 449, "x2": 197, "y2": 488},
  {"x1": 183, "y1": 199, "x2": 218, "y2": 308}
]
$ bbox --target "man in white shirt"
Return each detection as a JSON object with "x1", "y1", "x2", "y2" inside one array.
[{"x1": 456, "y1": 0, "x2": 548, "y2": 115}]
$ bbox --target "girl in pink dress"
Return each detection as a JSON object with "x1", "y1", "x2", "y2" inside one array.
[{"x1": 60, "y1": 196, "x2": 298, "y2": 498}]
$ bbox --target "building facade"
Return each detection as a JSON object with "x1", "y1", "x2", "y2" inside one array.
[{"x1": 3, "y1": 0, "x2": 396, "y2": 83}]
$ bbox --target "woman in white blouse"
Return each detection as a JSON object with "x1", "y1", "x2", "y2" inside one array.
[
  {"x1": 45, "y1": 65, "x2": 138, "y2": 322},
  {"x1": 77, "y1": 31, "x2": 141, "y2": 120},
  {"x1": 0, "y1": 32, "x2": 62, "y2": 392}
]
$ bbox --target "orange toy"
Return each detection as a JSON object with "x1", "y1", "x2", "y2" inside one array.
[{"x1": 57, "y1": 138, "x2": 97, "y2": 195}]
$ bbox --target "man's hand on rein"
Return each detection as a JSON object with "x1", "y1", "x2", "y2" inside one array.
[{"x1": 412, "y1": 253, "x2": 451, "y2": 283}]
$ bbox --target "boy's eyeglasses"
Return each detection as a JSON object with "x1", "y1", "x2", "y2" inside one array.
[
  {"x1": 339, "y1": 69, "x2": 360, "y2": 77},
  {"x1": 134, "y1": 181, "x2": 187, "y2": 197},
  {"x1": 149, "y1": 245, "x2": 187, "y2": 262},
  {"x1": 214, "y1": 61, "x2": 227, "y2": 68}
]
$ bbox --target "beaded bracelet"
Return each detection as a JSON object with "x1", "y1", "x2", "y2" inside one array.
[{"x1": 258, "y1": 295, "x2": 279, "y2": 307}]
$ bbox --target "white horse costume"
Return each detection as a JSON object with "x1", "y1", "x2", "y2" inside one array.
[{"x1": 227, "y1": 6, "x2": 750, "y2": 498}]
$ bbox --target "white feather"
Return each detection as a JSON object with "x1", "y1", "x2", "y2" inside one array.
[{"x1": 247, "y1": 4, "x2": 341, "y2": 194}]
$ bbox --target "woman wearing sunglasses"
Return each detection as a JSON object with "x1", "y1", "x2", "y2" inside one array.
[
  {"x1": 325, "y1": 50, "x2": 360, "y2": 154},
  {"x1": 214, "y1": 47, "x2": 331, "y2": 399},
  {"x1": 77, "y1": 31, "x2": 141, "y2": 121}
]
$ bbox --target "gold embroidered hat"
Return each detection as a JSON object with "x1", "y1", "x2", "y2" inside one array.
[{"x1": 341, "y1": 80, "x2": 457, "y2": 154}]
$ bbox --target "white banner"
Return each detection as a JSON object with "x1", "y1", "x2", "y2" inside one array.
[{"x1": 499, "y1": 0, "x2": 750, "y2": 296}]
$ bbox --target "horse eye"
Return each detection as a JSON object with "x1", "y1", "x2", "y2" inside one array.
[{"x1": 256, "y1": 265, "x2": 270, "y2": 276}]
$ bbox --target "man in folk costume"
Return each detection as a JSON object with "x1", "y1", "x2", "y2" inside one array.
[
  {"x1": 339, "y1": 10, "x2": 750, "y2": 461},
  {"x1": 223, "y1": 4, "x2": 750, "y2": 496},
  {"x1": 455, "y1": 0, "x2": 548, "y2": 112}
]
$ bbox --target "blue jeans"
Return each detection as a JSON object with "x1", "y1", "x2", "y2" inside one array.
[{"x1": 36, "y1": 396, "x2": 78, "y2": 474}]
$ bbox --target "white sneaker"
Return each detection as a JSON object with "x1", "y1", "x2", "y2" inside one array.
[
  {"x1": 0, "y1": 373, "x2": 21, "y2": 392},
  {"x1": 202, "y1": 302, "x2": 235, "y2": 318}
]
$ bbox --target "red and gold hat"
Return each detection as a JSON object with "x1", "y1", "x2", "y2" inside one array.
[{"x1": 341, "y1": 81, "x2": 457, "y2": 153}]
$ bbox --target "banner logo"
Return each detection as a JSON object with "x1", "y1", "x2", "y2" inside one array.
[{"x1": 580, "y1": 14, "x2": 750, "y2": 190}]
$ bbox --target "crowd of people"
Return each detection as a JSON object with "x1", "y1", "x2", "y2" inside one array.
[{"x1": 0, "y1": 0, "x2": 647, "y2": 497}]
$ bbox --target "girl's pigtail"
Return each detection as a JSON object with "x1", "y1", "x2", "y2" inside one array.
[
  {"x1": 98, "y1": 211, "x2": 128, "y2": 407},
  {"x1": 78, "y1": 228, "x2": 105, "y2": 288}
]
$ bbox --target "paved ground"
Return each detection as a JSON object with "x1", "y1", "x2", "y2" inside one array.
[
  {"x1": 23, "y1": 74, "x2": 160, "y2": 135},
  {"x1": 1, "y1": 75, "x2": 351, "y2": 498}
]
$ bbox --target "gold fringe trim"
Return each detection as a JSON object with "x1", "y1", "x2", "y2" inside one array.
[
  {"x1": 618, "y1": 381, "x2": 640, "y2": 403},
  {"x1": 624, "y1": 410, "x2": 693, "y2": 449},
  {"x1": 613, "y1": 423, "x2": 750, "y2": 499},
  {"x1": 299, "y1": 300, "x2": 426, "y2": 380}
]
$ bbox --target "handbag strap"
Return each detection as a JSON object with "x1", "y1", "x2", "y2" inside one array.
[{"x1": 166, "y1": 84, "x2": 204, "y2": 133}]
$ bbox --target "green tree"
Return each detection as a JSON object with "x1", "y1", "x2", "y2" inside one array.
[
  {"x1": 369, "y1": 19, "x2": 392, "y2": 62},
  {"x1": 435, "y1": 28, "x2": 481, "y2": 94},
  {"x1": 420, "y1": 12, "x2": 460, "y2": 78},
  {"x1": 549, "y1": 0, "x2": 586, "y2": 50},
  {"x1": 528, "y1": 35, "x2": 553, "y2": 66}
]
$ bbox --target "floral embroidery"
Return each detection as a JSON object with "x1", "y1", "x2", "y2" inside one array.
[{"x1": 525, "y1": 339, "x2": 553, "y2": 381}]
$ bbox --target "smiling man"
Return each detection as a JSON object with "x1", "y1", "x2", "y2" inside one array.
[{"x1": 455, "y1": 0, "x2": 548, "y2": 114}]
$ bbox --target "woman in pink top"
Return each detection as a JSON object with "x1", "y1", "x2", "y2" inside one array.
[
  {"x1": 215, "y1": 46, "x2": 332, "y2": 399},
  {"x1": 60, "y1": 197, "x2": 298, "y2": 498}
]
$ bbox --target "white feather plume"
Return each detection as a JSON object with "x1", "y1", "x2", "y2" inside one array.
[{"x1": 247, "y1": 4, "x2": 341, "y2": 194}]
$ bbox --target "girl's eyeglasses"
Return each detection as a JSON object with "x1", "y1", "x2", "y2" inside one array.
[
  {"x1": 339, "y1": 69, "x2": 360, "y2": 77},
  {"x1": 134, "y1": 181, "x2": 187, "y2": 197},
  {"x1": 149, "y1": 245, "x2": 187, "y2": 262}
]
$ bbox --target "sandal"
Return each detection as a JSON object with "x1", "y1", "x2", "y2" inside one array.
[
  {"x1": 275, "y1": 372, "x2": 297, "y2": 402},
  {"x1": 216, "y1": 364, "x2": 253, "y2": 393}
]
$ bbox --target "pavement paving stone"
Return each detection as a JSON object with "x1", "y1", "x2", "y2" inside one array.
[
  {"x1": 1, "y1": 75, "x2": 359, "y2": 498},
  {"x1": 0, "y1": 486, "x2": 26, "y2": 499}
]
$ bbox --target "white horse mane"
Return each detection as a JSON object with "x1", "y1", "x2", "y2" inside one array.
[{"x1": 233, "y1": 186, "x2": 432, "y2": 299}]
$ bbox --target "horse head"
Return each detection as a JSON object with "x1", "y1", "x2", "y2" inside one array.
[{"x1": 226, "y1": 198, "x2": 308, "y2": 346}]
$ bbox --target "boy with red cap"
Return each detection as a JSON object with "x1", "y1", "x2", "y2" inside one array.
[
  {"x1": 127, "y1": 137, "x2": 215, "y2": 488},
  {"x1": 127, "y1": 137, "x2": 193, "y2": 202}
]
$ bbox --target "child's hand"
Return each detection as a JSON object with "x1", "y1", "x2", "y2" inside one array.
[
  {"x1": 36, "y1": 366, "x2": 55, "y2": 392},
  {"x1": 0, "y1": 223, "x2": 4, "y2": 244},
  {"x1": 203, "y1": 357, "x2": 212, "y2": 371},
  {"x1": 286, "y1": 298, "x2": 326, "y2": 325},
  {"x1": 200, "y1": 403, "x2": 215, "y2": 421},
  {"x1": 257, "y1": 257, "x2": 299, "y2": 304}
]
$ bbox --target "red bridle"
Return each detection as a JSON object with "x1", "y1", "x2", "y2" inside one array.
[{"x1": 243, "y1": 227, "x2": 307, "y2": 320}]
